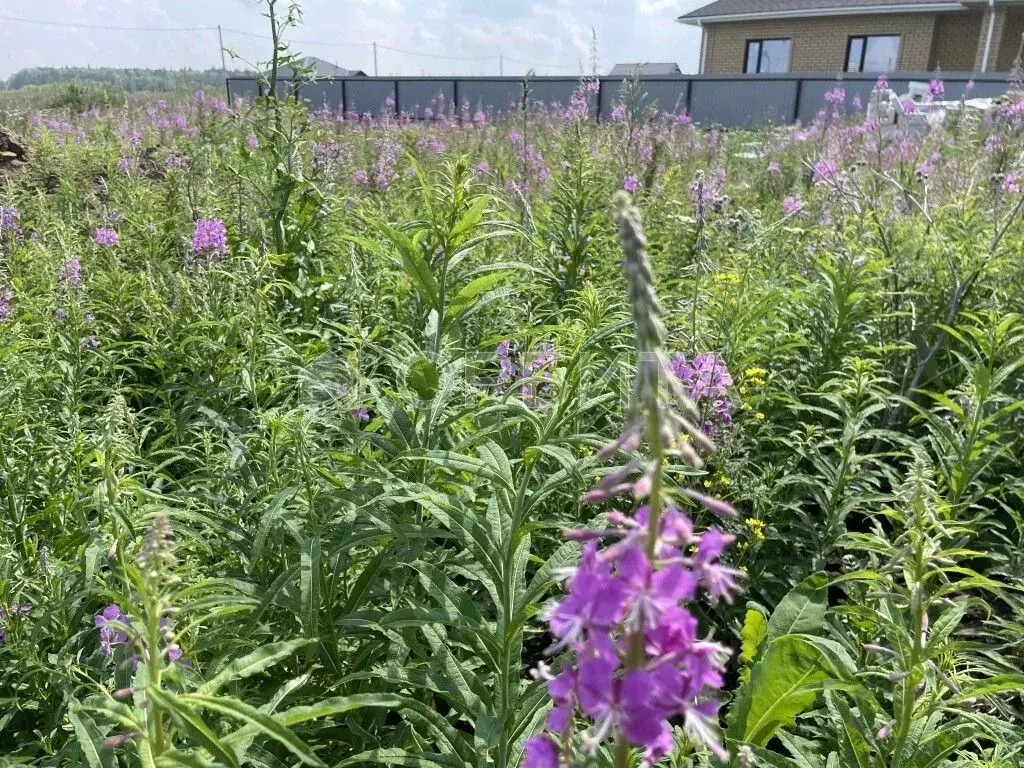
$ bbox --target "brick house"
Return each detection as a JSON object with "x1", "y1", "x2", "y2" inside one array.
[{"x1": 678, "y1": 0, "x2": 1024, "y2": 74}]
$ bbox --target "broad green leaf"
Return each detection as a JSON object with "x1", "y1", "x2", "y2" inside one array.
[
  {"x1": 767, "y1": 574, "x2": 828, "y2": 641},
  {"x1": 740, "y1": 609, "x2": 769, "y2": 665},
  {"x1": 197, "y1": 639, "x2": 312, "y2": 696},
  {"x1": 408, "y1": 357, "x2": 441, "y2": 400},
  {"x1": 180, "y1": 694, "x2": 325, "y2": 768},
  {"x1": 728, "y1": 634, "x2": 834, "y2": 746}
]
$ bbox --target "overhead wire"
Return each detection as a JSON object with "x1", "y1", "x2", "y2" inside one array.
[{"x1": 1, "y1": 13, "x2": 584, "y2": 73}]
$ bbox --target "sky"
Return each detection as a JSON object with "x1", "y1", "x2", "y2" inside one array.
[{"x1": 0, "y1": 0, "x2": 707, "y2": 80}]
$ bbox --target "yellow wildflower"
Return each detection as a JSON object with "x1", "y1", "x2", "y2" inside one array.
[
  {"x1": 714, "y1": 271, "x2": 741, "y2": 285},
  {"x1": 755, "y1": 412, "x2": 765, "y2": 420},
  {"x1": 745, "y1": 517, "x2": 766, "y2": 541}
]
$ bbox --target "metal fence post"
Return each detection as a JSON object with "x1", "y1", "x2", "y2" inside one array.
[
  {"x1": 452, "y1": 79, "x2": 460, "y2": 122},
  {"x1": 793, "y1": 77, "x2": 803, "y2": 124},
  {"x1": 597, "y1": 78, "x2": 604, "y2": 122},
  {"x1": 394, "y1": 79, "x2": 401, "y2": 116},
  {"x1": 341, "y1": 78, "x2": 347, "y2": 115},
  {"x1": 685, "y1": 79, "x2": 692, "y2": 115}
]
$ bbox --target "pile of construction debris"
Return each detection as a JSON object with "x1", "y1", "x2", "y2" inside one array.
[{"x1": 0, "y1": 127, "x2": 28, "y2": 176}]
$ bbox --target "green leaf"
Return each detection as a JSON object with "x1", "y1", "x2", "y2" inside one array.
[
  {"x1": 155, "y1": 752, "x2": 222, "y2": 768},
  {"x1": 446, "y1": 270, "x2": 513, "y2": 322},
  {"x1": 376, "y1": 221, "x2": 439, "y2": 308},
  {"x1": 728, "y1": 634, "x2": 834, "y2": 746},
  {"x1": 198, "y1": 639, "x2": 312, "y2": 696},
  {"x1": 300, "y1": 536, "x2": 320, "y2": 641},
  {"x1": 740, "y1": 608, "x2": 769, "y2": 669},
  {"x1": 68, "y1": 703, "x2": 114, "y2": 768},
  {"x1": 146, "y1": 688, "x2": 240, "y2": 768},
  {"x1": 825, "y1": 693, "x2": 871, "y2": 768},
  {"x1": 953, "y1": 673, "x2": 1024, "y2": 701},
  {"x1": 180, "y1": 694, "x2": 326, "y2": 768},
  {"x1": 409, "y1": 357, "x2": 441, "y2": 401},
  {"x1": 335, "y1": 748, "x2": 463, "y2": 768},
  {"x1": 767, "y1": 574, "x2": 829, "y2": 642}
]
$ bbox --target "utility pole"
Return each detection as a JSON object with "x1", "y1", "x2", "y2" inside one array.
[
  {"x1": 218, "y1": 25, "x2": 227, "y2": 72},
  {"x1": 499, "y1": 54, "x2": 503, "y2": 76},
  {"x1": 373, "y1": 42, "x2": 378, "y2": 76}
]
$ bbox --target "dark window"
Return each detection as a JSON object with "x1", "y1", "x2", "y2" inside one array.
[
  {"x1": 744, "y1": 38, "x2": 791, "y2": 73},
  {"x1": 846, "y1": 35, "x2": 900, "y2": 72}
]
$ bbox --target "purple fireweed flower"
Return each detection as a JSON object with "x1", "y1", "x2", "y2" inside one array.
[
  {"x1": 353, "y1": 406, "x2": 371, "y2": 423},
  {"x1": 1002, "y1": 171, "x2": 1023, "y2": 194},
  {"x1": 165, "y1": 155, "x2": 188, "y2": 168},
  {"x1": 874, "y1": 74, "x2": 890, "y2": 93},
  {"x1": 81, "y1": 335, "x2": 100, "y2": 350},
  {"x1": 902, "y1": 99, "x2": 918, "y2": 115},
  {"x1": 59, "y1": 259, "x2": 83, "y2": 292},
  {"x1": 246, "y1": 133, "x2": 260, "y2": 149},
  {"x1": 354, "y1": 169, "x2": 369, "y2": 184},
  {"x1": 473, "y1": 161, "x2": 490, "y2": 173},
  {"x1": 473, "y1": 110, "x2": 486, "y2": 125},
  {"x1": 497, "y1": 340, "x2": 518, "y2": 392},
  {"x1": 0, "y1": 286, "x2": 12, "y2": 322},
  {"x1": 824, "y1": 86, "x2": 845, "y2": 106},
  {"x1": 523, "y1": 734, "x2": 559, "y2": 768},
  {"x1": 812, "y1": 158, "x2": 838, "y2": 184},
  {"x1": 611, "y1": 104, "x2": 627, "y2": 122},
  {"x1": 93, "y1": 228, "x2": 118, "y2": 248},
  {"x1": 668, "y1": 353, "x2": 735, "y2": 436},
  {"x1": 0, "y1": 206, "x2": 20, "y2": 238},
  {"x1": 782, "y1": 194, "x2": 803, "y2": 215},
  {"x1": 928, "y1": 79, "x2": 945, "y2": 101},
  {"x1": 191, "y1": 219, "x2": 228, "y2": 259},
  {"x1": 767, "y1": 160, "x2": 781, "y2": 174},
  {"x1": 195, "y1": 89, "x2": 206, "y2": 105},
  {"x1": 95, "y1": 604, "x2": 128, "y2": 655},
  {"x1": 117, "y1": 157, "x2": 137, "y2": 174},
  {"x1": 623, "y1": 174, "x2": 640, "y2": 193}
]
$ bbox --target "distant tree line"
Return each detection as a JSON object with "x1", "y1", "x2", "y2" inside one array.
[{"x1": 3, "y1": 67, "x2": 255, "y2": 92}]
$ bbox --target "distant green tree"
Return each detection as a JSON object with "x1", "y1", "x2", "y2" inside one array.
[{"x1": 3, "y1": 66, "x2": 254, "y2": 92}]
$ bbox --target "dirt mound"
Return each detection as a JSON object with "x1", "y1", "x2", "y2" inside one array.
[{"x1": 0, "y1": 127, "x2": 28, "y2": 175}]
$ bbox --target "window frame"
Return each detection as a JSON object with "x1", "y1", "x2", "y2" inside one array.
[
  {"x1": 744, "y1": 37, "x2": 792, "y2": 74},
  {"x1": 845, "y1": 34, "x2": 901, "y2": 72}
]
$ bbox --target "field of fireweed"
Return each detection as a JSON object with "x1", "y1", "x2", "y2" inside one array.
[{"x1": 2, "y1": 46, "x2": 1024, "y2": 768}]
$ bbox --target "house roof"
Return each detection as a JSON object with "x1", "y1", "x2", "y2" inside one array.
[
  {"x1": 271, "y1": 56, "x2": 366, "y2": 78},
  {"x1": 608, "y1": 62, "x2": 683, "y2": 75},
  {"x1": 677, "y1": 0, "x2": 968, "y2": 24}
]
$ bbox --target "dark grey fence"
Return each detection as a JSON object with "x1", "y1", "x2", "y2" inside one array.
[{"x1": 225, "y1": 71, "x2": 1014, "y2": 129}]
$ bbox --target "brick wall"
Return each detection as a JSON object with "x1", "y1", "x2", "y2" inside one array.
[
  {"x1": 930, "y1": 11, "x2": 984, "y2": 71},
  {"x1": 995, "y1": 7, "x2": 1024, "y2": 70},
  {"x1": 703, "y1": 13, "x2": 942, "y2": 73}
]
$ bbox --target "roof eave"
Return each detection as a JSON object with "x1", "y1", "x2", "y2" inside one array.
[{"x1": 677, "y1": 1, "x2": 967, "y2": 24}]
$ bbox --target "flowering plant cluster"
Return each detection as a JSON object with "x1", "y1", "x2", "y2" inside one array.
[
  {"x1": 190, "y1": 218, "x2": 228, "y2": 266},
  {"x1": 524, "y1": 194, "x2": 740, "y2": 768},
  {"x1": 668, "y1": 353, "x2": 735, "y2": 436},
  {"x1": 496, "y1": 340, "x2": 557, "y2": 403}
]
